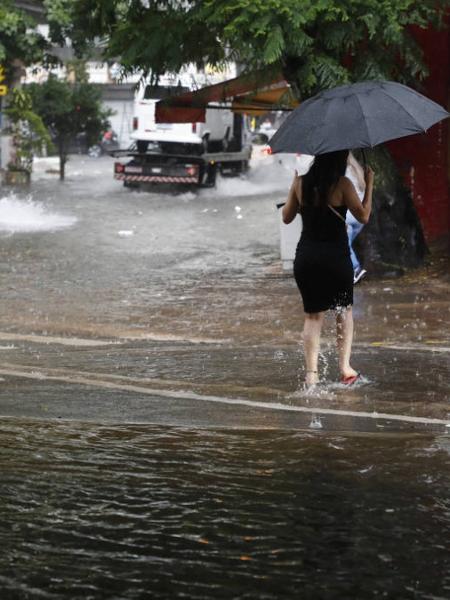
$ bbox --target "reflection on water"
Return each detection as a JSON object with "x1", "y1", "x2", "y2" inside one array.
[{"x1": 0, "y1": 421, "x2": 449, "y2": 599}]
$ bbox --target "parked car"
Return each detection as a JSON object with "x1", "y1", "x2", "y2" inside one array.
[{"x1": 88, "y1": 130, "x2": 120, "y2": 158}]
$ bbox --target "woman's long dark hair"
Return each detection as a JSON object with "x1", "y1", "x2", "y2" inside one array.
[{"x1": 302, "y1": 150, "x2": 349, "y2": 208}]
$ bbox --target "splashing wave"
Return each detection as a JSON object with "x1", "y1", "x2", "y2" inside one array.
[{"x1": 0, "y1": 194, "x2": 77, "y2": 233}]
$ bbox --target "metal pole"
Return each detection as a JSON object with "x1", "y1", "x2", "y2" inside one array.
[
  {"x1": 361, "y1": 148, "x2": 367, "y2": 169},
  {"x1": 0, "y1": 96, "x2": 3, "y2": 171}
]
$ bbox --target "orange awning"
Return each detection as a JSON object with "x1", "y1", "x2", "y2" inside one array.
[
  {"x1": 155, "y1": 71, "x2": 297, "y2": 123},
  {"x1": 232, "y1": 85, "x2": 298, "y2": 116}
]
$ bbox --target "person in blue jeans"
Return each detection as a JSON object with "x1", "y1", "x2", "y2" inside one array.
[{"x1": 345, "y1": 153, "x2": 367, "y2": 283}]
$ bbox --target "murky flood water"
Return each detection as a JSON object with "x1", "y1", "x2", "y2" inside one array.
[
  {"x1": 0, "y1": 155, "x2": 294, "y2": 342},
  {"x1": 0, "y1": 155, "x2": 449, "y2": 598},
  {"x1": 1, "y1": 421, "x2": 449, "y2": 599}
]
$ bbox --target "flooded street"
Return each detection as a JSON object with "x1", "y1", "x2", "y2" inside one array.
[
  {"x1": 0, "y1": 155, "x2": 449, "y2": 598},
  {"x1": 0, "y1": 154, "x2": 290, "y2": 341},
  {"x1": 1, "y1": 422, "x2": 449, "y2": 599}
]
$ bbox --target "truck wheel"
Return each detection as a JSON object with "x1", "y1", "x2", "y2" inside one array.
[
  {"x1": 204, "y1": 163, "x2": 217, "y2": 187},
  {"x1": 124, "y1": 181, "x2": 139, "y2": 189}
]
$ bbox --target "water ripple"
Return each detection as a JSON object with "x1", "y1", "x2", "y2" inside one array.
[{"x1": 0, "y1": 421, "x2": 449, "y2": 599}]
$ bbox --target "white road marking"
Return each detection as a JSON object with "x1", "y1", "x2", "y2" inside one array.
[
  {"x1": 0, "y1": 331, "x2": 227, "y2": 346},
  {"x1": 123, "y1": 333, "x2": 229, "y2": 344},
  {"x1": 363, "y1": 342, "x2": 450, "y2": 353},
  {"x1": 0, "y1": 332, "x2": 448, "y2": 351},
  {"x1": 0, "y1": 366, "x2": 449, "y2": 427},
  {"x1": 0, "y1": 332, "x2": 117, "y2": 347}
]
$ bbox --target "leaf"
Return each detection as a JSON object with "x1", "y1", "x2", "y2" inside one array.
[{"x1": 263, "y1": 25, "x2": 285, "y2": 63}]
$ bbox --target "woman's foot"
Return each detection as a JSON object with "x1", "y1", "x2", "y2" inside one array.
[
  {"x1": 305, "y1": 370, "x2": 319, "y2": 387},
  {"x1": 340, "y1": 366, "x2": 358, "y2": 379}
]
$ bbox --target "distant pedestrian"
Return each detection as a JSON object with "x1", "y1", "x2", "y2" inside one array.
[
  {"x1": 282, "y1": 150, "x2": 374, "y2": 387},
  {"x1": 345, "y1": 153, "x2": 367, "y2": 283}
]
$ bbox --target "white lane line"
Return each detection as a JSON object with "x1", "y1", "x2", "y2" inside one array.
[
  {"x1": 1, "y1": 332, "x2": 448, "y2": 352},
  {"x1": 360, "y1": 342, "x2": 450, "y2": 353},
  {"x1": 0, "y1": 332, "x2": 118, "y2": 347},
  {"x1": 0, "y1": 332, "x2": 228, "y2": 346},
  {"x1": 0, "y1": 367, "x2": 449, "y2": 427},
  {"x1": 123, "y1": 333, "x2": 229, "y2": 344}
]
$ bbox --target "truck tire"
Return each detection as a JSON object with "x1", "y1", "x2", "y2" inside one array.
[
  {"x1": 203, "y1": 162, "x2": 217, "y2": 187},
  {"x1": 220, "y1": 161, "x2": 249, "y2": 177}
]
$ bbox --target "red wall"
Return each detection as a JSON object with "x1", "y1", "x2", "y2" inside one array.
[{"x1": 387, "y1": 26, "x2": 450, "y2": 242}]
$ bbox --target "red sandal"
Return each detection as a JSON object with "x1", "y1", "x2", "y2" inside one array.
[{"x1": 341, "y1": 373, "x2": 361, "y2": 385}]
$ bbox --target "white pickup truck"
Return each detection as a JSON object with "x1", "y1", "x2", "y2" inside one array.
[{"x1": 114, "y1": 83, "x2": 253, "y2": 188}]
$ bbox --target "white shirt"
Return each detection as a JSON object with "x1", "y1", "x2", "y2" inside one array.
[{"x1": 345, "y1": 158, "x2": 365, "y2": 225}]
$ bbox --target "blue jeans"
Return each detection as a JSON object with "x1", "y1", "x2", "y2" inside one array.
[{"x1": 346, "y1": 216, "x2": 364, "y2": 271}]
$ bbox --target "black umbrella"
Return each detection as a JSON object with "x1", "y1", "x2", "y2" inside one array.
[{"x1": 269, "y1": 80, "x2": 449, "y2": 155}]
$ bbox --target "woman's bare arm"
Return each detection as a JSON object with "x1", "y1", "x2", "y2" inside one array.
[{"x1": 282, "y1": 172, "x2": 302, "y2": 224}]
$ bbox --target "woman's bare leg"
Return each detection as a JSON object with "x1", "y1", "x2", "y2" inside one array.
[
  {"x1": 303, "y1": 312, "x2": 325, "y2": 385},
  {"x1": 336, "y1": 307, "x2": 358, "y2": 379}
]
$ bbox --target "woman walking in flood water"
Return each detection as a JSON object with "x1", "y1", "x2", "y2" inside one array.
[{"x1": 282, "y1": 151, "x2": 374, "y2": 387}]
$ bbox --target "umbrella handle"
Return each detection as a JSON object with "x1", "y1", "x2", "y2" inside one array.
[{"x1": 361, "y1": 148, "x2": 367, "y2": 169}]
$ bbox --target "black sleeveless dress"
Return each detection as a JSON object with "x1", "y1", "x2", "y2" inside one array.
[{"x1": 294, "y1": 204, "x2": 353, "y2": 313}]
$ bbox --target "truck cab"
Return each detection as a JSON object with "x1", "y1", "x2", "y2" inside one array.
[{"x1": 131, "y1": 83, "x2": 236, "y2": 151}]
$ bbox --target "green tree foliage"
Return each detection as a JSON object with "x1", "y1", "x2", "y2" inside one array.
[
  {"x1": 53, "y1": 0, "x2": 449, "y2": 96},
  {"x1": 45, "y1": 0, "x2": 225, "y2": 82},
  {"x1": 29, "y1": 76, "x2": 112, "y2": 180},
  {"x1": 5, "y1": 87, "x2": 52, "y2": 173},
  {"x1": 0, "y1": 0, "x2": 48, "y2": 82}
]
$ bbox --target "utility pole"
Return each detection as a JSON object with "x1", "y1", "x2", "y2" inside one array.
[{"x1": 0, "y1": 65, "x2": 9, "y2": 170}]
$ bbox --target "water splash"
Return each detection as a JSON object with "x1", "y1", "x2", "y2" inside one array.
[
  {"x1": 175, "y1": 191, "x2": 197, "y2": 202},
  {"x1": 0, "y1": 194, "x2": 77, "y2": 233},
  {"x1": 213, "y1": 155, "x2": 295, "y2": 197},
  {"x1": 287, "y1": 384, "x2": 337, "y2": 401},
  {"x1": 309, "y1": 414, "x2": 323, "y2": 429},
  {"x1": 327, "y1": 374, "x2": 371, "y2": 390}
]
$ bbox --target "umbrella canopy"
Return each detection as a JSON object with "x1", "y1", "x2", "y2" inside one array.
[{"x1": 269, "y1": 80, "x2": 449, "y2": 155}]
